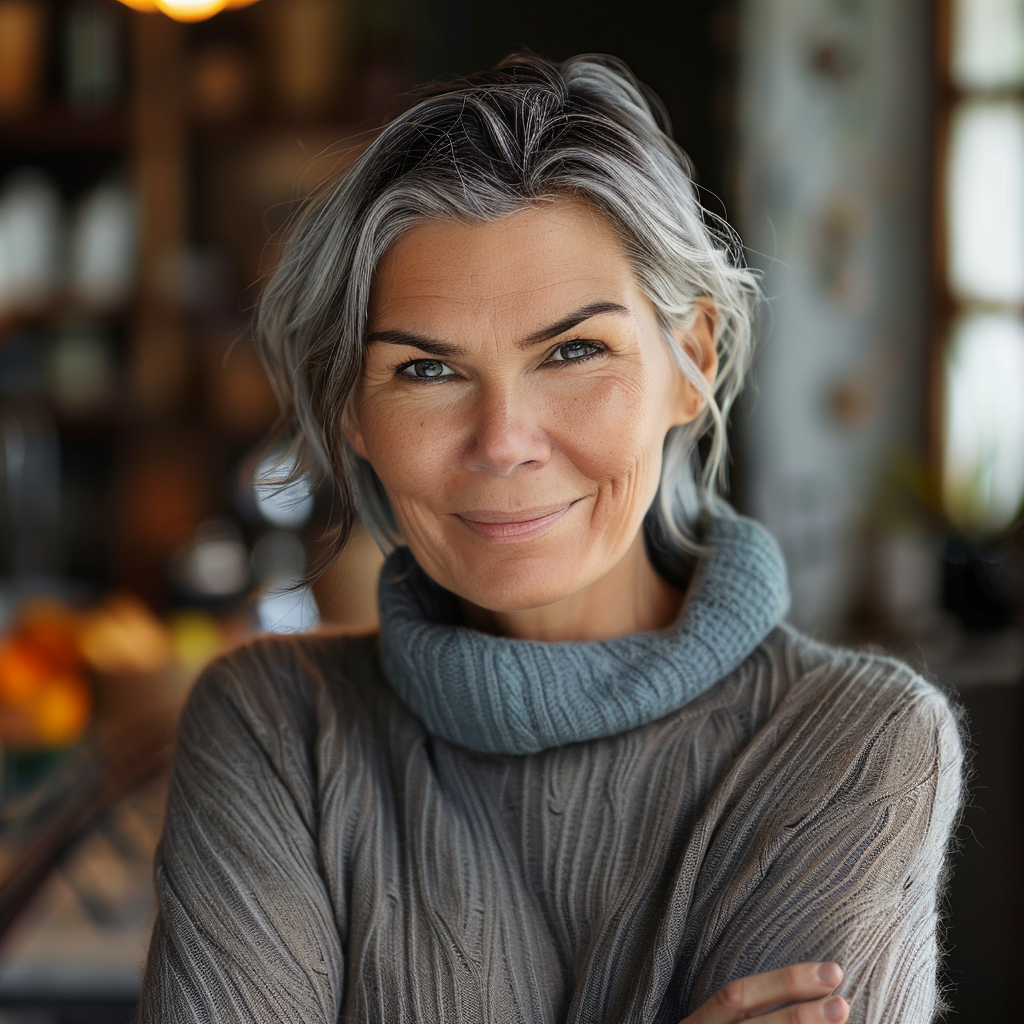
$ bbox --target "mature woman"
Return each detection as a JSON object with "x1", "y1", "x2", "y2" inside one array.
[{"x1": 140, "y1": 55, "x2": 962, "y2": 1024}]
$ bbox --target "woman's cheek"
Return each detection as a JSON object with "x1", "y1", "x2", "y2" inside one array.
[
  {"x1": 559, "y1": 388, "x2": 665, "y2": 548},
  {"x1": 363, "y1": 398, "x2": 460, "y2": 501},
  {"x1": 389, "y1": 497, "x2": 449, "y2": 556},
  {"x1": 553, "y1": 373, "x2": 661, "y2": 488}
]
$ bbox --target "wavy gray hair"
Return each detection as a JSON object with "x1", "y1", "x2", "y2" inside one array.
[{"x1": 255, "y1": 53, "x2": 760, "y2": 571}]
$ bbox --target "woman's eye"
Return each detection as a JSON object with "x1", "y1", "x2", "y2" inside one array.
[
  {"x1": 398, "y1": 359, "x2": 455, "y2": 380},
  {"x1": 548, "y1": 340, "x2": 602, "y2": 363}
]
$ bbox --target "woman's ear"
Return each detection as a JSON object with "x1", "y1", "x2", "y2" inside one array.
[{"x1": 670, "y1": 297, "x2": 719, "y2": 426}]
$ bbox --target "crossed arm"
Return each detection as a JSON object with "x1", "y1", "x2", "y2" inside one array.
[
  {"x1": 140, "y1": 657, "x2": 963, "y2": 1024},
  {"x1": 676, "y1": 678, "x2": 963, "y2": 1024}
]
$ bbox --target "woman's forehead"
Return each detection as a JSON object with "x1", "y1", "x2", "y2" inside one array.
[{"x1": 368, "y1": 203, "x2": 640, "y2": 333}]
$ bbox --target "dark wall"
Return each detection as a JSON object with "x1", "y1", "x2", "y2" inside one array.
[{"x1": 407, "y1": 0, "x2": 738, "y2": 213}]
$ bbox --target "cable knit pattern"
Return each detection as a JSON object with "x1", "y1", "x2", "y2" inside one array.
[
  {"x1": 378, "y1": 513, "x2": 790, "y2": 754},
  {"x1": 140, "y1": 518, "x2": 964, "y2": 1024}
]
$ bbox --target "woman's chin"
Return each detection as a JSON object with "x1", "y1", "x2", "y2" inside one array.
[{"x1": 438, "y1": 549, "x2": 590, "y2": 615}]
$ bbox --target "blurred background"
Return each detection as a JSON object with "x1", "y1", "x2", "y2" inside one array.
[{"x1": 0, "y1": 0, "x2": 1020, "y2": 1020}]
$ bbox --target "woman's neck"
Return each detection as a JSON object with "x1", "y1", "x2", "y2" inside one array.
[{"x1": 459, "y1": 530, "x2": 684, "y2": 642}]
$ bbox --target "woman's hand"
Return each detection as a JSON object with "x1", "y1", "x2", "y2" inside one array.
[{"x1": 680, "y1": 962, "x2": 848, "y2": 1023}]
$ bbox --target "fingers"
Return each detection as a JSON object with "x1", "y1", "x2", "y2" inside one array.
[
  {"x1": 681, "y1": 962, "x2": 847, "y2": 1024},
  {"x1": 752, "y1": 995, "x2": 849, "y2": 1024}
]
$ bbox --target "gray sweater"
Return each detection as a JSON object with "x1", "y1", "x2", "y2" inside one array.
[{"x1": 140, "y1": 517, "x2": 963, "y2": 1023}]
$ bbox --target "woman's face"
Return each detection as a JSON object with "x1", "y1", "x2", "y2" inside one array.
[{"x1": 347, "y1": 200, "x2": 715, "y2": 614}]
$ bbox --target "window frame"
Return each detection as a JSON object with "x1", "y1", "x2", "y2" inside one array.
[{"x1": 930, "y1": 0, "x2": 1024, "y2": 531}]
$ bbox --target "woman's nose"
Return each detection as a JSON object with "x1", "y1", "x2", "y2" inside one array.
[{"x1": 462, "y1": 385, "x2": 552, "y2": 477}]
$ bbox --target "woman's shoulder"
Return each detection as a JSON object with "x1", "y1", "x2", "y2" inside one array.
[
  {"x1": 758, "y1": 623, "x2": 964, "y2": 795},
  {"x1": 776, "y1": 623, "x2": 959, "y2": 716},
  {"x1": 179, "y1": 628, "x2": 383, "y2": 754}
]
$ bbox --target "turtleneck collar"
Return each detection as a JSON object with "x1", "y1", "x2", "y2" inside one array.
[{"x1": 377, "y1": 511, "x2": 790, "y2": 755}]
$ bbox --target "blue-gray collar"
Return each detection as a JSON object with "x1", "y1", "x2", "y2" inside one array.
[{"x1": 377, "y1": 512, "x2": 790, "y2": 755}]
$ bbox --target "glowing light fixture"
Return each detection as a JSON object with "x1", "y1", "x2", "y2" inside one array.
[{"x1": 115, "y1": 0, "x2": 261, "y2": 24}]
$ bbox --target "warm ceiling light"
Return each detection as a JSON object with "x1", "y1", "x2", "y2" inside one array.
[
  {"x1": 156, "y1": 0, "x2": 228, "y2": 20},
  {"x1": 115, "y1": 0, "x2": 261, "y2": 22}
]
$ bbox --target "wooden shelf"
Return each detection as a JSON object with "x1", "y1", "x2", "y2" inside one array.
[
  {"x1": 0, "y1": 108, "x2": 128, "y2": 155},
  {"x1": 0, "y1": 301, "x2": 133, "y2": 336}
]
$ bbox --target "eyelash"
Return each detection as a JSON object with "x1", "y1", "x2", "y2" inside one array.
[
  {"x1": 546, "y1": 338, "x2": 604, "y2": 366},
  {"x1": 394, "y1": 359, "x2": 455, "y2": 382},
  {"x1": 393, "y1": 339, "x2": 606, "y2": 381}
]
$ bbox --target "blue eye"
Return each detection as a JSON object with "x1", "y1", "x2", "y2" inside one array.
[
  {"x1": 399, "y1": 359, "x2": 455, "y2": 380},
  {"x1": 549, "y1": 340, "x2": 602, "y2": 362}
]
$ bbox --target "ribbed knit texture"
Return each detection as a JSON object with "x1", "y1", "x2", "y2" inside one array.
[
  {"x1": 140, "y1": 519, "x2": 964, "y2": 1024},
  {"x1": 378, "y1": 514, "x2": 789, "y2": 754}
]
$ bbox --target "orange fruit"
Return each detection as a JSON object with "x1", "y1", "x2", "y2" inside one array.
[
  {"x1": 18, "y1": 600, "x2": 82, "y2": 673},
  {"x1": 0, "y1": 639, "x2": 51, "y2": 710},
  {"x1": 33, "y1": 675, "x2": 91, "y2": 748}
]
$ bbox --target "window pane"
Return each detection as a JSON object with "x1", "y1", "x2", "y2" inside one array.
[
  {"x1": 943, "y1": 313, "x2": 1024, "y2": 534},
  {"x1": 952, "y1": 0, "x2": 1024, "y2": 90},
  {"x1": 947, "y1": 100, "x2": 1024, "y2": 304}
]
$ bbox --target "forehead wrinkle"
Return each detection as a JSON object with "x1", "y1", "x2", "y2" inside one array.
[
  {"x1": 369, "y1": 212, "x2": 647, "y2": 355},
  {"x1": 380, "y1": 234, "x2": 632, "y2": 300}
]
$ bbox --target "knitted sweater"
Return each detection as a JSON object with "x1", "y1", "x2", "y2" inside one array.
[{"x1": 140, "y1": 516, "x2": 963, "y2": 1024}]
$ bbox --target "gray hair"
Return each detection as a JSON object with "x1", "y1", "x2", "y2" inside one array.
[{"x1": 255, "y1": 53, "x2": 760, "y2": 573}]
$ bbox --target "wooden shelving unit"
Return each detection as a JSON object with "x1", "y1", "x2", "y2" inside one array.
[
  {"x1": 0, "y1": 0, "x2": 371, "y2": 600},
  {"x1": 0, "y1": 0, "x2": 371, "y2": 960}
]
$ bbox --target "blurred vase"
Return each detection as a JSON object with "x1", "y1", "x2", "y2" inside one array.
[
  {"x1": 0, "y1": 0, "x2": 47, "y2": 120},
  {"x1": 64, "y1": 0, "x2": 123, "y2": 112},
  {"x1": 0, "y1": 170, "x2": 64, "y2": 318},
  {"x1": 0, "y1": 331, "x2": 45, "y2": 396},
  {"x1": 69, "y1": 176, "x2": 138, "y2": 310},
  {"x1": 252, "y1": 450, "x2": 314, "y2": 528},
  {"x1": 0, "y1": 401, "x2": 62, "y2": 577},
  {"x1": 257, "y1": 583, "x2": 319, "y2": 634},
  {"x1": 175, "y1": 518, "x2": 250, "y2": 599},
  {"x1": 48, "y1": 327, "x2": 117, "y2": 416},
  {"x1": 251, "y1": 525, "x2": 319, "y2": 635}
]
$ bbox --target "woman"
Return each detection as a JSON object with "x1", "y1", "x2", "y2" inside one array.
[{"x1": 141, "y1": 55, "x2": 962, "y2": 1024}]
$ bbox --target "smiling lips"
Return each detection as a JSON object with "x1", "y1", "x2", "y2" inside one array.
[{"x1": 456, "y1": 501, "x2": 580, "y2": 543}]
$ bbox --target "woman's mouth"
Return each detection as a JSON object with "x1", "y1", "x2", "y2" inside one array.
[{"x1": 455, "y1": 501, "x2": 580, "y2": 543}]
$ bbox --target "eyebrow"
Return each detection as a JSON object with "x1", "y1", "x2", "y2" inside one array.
[
  {"x1": 520, "y1": 301, "x2": 631, "y2": 347},
  {"x1": 362, "y1": 329, "x2": 457, "y2": 357},
  {"x1": 365, "y1": 301, "x2": 631, "y2": 355}
]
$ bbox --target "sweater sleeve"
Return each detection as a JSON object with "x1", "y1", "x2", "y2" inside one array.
[
  {"x1": 138, "y1": 642, "x2": 345, "y2": 1024},
  {"x1": 681, "y1": 662, "x2": 964, "y2": 1024}
]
